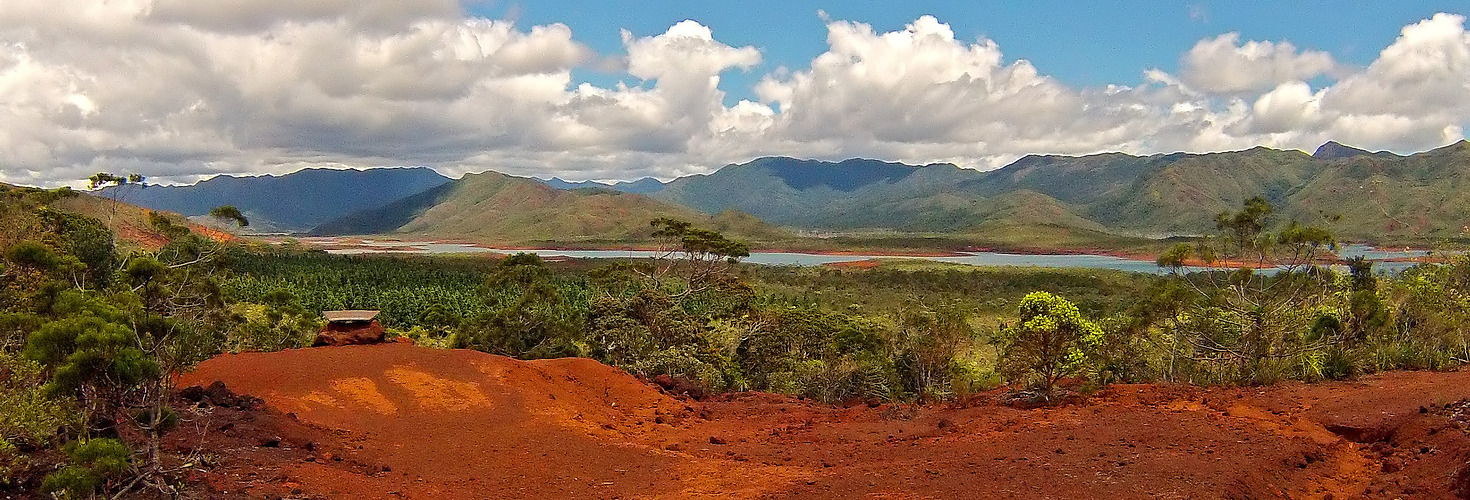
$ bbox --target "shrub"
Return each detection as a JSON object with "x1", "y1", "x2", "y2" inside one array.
[
  {"x1": 0, "y1": 353, "x2": 80, "y2": 484},
  {"x1": 630, "y1": 345, "x2": 731, "y2": 392},
  {"x1": 40, "y1": 438, "x2": 131, "y2": 497},
  {"x1": 455, "y1": 254, "x2": 586, "y2": 359},
  {"x1": 999, "y1": 291, "x2": 1103, "y2": 395},
  {"x1": 24, "y1": 313, "x2": 161, "y2": 428},
  {"x1": 894, "y1": 306, "x2": 974, "y2": 399}
]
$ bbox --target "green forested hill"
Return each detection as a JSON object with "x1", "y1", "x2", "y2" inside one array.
[
  {"x1": 312, "y1": 171, "x2": 789, "y2": 245},
  {"x1": 97, "y1": 167, "x2": 450, "y2": 232},
  {"x1": 649, "y1": 141, "x2": 1470, "y2": 243},
  {"x1": 1286, "y1": 141, "x2": 1470, "y2": 242},
  {"x1": 313, "y1": 140, "x2": 1469, "y2": 246}
]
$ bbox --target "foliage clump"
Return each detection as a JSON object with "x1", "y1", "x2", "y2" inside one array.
[
  {"x1": 40, "y1": 438, "x2": 131, "y2": 497},
  {"x1": 999, "y1": 291, "x2": 1103, "y2": 395},
  {"x1": 0, "y1": 180, "x2": 296, "y2": 496}
]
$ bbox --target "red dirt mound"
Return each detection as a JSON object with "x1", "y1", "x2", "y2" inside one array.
[
  {"x1": 176, "y1": 343, "x2": 769, "y2": 498},
  {"x1": 176, "y1": 344, "x2": 1470, "y2": 499}
]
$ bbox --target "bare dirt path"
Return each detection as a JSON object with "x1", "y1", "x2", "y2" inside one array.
[{"x1": 172, "y1": 343, "x2": 1470, "y2": 499}]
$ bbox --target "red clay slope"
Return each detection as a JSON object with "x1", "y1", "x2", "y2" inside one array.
[{"x1": 178, "y1": 343, "x2": 1470, "y2": 499}]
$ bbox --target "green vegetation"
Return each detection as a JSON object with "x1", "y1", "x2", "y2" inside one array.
[
  {"x1": 237, "y1": 207, "x2": 1470, "y2": 396},
  {"x1": 221, "y1": 251, "x2": 494, "y2": 329},
  {"x1": 8, "y1": 176, "x2": 1470, "y2": 497},
  {"x1": 312, "y1": 170, "x2": 791, "y2": 246},
  {"x1": 40, "y1": 438, "x2": 130, "y2": 496},
  {"x1": 653, "y1": 142, "x2": 1470, "y2": 247},
  {"x1": 0, "y1": 182, "x2": 321, "y2": 496},
  {"x1": 208, "y1": 205, "x2": 250, "y2": 227},
  {"x1": 999, "y1": 292, "x2": 1104, "y2": 396}
]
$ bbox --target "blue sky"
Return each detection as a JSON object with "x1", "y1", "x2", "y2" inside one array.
[
  {"x1": 471, "y1": 1, "x2": 1465, "y2": 101},
  {"x1": 3, "y1": 1, "x2": 1469, "y2": 185}
]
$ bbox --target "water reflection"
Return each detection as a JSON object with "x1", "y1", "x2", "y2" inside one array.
[{"x1": 305, "y1": 238, "x2": 1441, "y2": 275}]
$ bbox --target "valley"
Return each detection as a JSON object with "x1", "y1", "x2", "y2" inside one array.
[
  {"x1": 10, "y1": 6, "x2": 1470, "y2": 499},
  {"x1": 104, "y1": 141, "x2": 1470, "y2": 254},
  {"x1": 9, "y1": 142, "x2": 1470, "y2": 499},
  {"x1": 296, "y1": 236, "x2": 1439, "y2": 274}
]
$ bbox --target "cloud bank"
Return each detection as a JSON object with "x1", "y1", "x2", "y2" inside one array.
[{"x1": 1, "y1": 3, "x2": 1468, "y2": 185}]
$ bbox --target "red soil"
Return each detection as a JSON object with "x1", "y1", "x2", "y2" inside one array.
[
  {"x1": 112, "y1": 220, "x2": 239, "y2": 250},
  {"x1": 174, "y1": 343, "x2": 1470, "y2": 499},
  {"x1": 190, "y1": 224, "x2": 241, "y2": 244},
  {"x1": 115, "y1": 222, "x2": 171, "y2": 250}
]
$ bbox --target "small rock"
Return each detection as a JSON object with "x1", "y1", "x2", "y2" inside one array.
[
  {"x1": 709, "y1": 436, "x2": 727, "y2": 445},
  {"x1": 1381, "y1": 457, "x2": 1403, "y2": 473},
  {"x1": 178, "y1": 385, "x2": 206, "y2": 403},
  {"x1": 1451, "y1": 462, "x2": 1470, "y2": 499},
  {"x1": 313, "y1": 319, "x2": 387, "y2": 347}
]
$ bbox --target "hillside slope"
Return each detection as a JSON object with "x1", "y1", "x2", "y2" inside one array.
[
  {"x1": 1, "y1": 183, "x2": 237, "y2": 251},
  {"x1": 541, "y1": 177, "x2": 666, "y2": 194},
  {"x1": 99, "y1": 167, "x2": 450, "y2": 232},
  {"x1": 1289, "y1": 140, "x2": 1470, "y2": 241},
  {"x1": 314, "y1": 171, "x2": 789, "y2": 245},
  {"x1": 175, "y1": 342, "x2": 1470, "y2": 499},
  {"x1": 653, "y1": 142, "x2": 1470, "y2": 243},
  {"x1": 655, "y1": 157, "x2": 991, "y2": 230}
]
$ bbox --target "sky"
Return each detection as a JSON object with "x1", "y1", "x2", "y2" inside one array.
[{"x1": 1, "y1": 1, "x2": 1468, "y2": 186}]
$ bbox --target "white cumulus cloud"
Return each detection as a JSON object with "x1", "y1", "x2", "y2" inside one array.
[
  {"x1": 0, "y1": 5, "x2": 1467, "y2": 186},
  {"x1": 1179, "y1": 33, "x2": 1340, "y2": 94}
]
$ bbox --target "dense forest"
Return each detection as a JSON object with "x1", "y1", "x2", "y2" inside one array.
[{"x1": 3, "y1": 184, "x2": 1470, "y2": 497}]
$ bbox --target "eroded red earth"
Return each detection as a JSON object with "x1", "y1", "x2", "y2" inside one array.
[{"x1": 171, "y1": 343, "x2": 1470, "y2": 499}]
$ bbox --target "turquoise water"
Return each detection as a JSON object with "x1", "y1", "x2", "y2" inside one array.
[{"x1": 314, "y1": 239, "x2": 1437, "y2": 275}]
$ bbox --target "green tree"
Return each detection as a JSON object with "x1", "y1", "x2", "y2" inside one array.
[
  {"x1": 453, "y1": 254, "x2": 585, "y2": 359},
  {"x1": 40, "y1": 438, "x2": 131, "y2": 497},
  {"x1": 85, "y1": 173, "x2": 144, "y2": 190},
  {"x1": 208, "y1": 205, "x2": 250, "y2": 228},
  {"x1": 86, "y1": 172, "x2": 146, "y2": 228},
  {"x1": 23, "y1": 303, "x2": 159, "y2": 433},
  {"x1": 1155, "y1": 196, "x2": 1346, "y2": 384},
  {"x1": 648, "y1": 218, "x2": 750, "y2": 292},
  {"x1": 999, "y1": 291, "x2": 1103, "y2": 396},
  {"x1": 1214, "y1": 196, "x2": 1273, "y2": 263}
]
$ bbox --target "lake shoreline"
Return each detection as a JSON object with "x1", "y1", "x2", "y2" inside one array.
[{"x1": 276, "y1": 237, "x2": 1441, "y2": 274}]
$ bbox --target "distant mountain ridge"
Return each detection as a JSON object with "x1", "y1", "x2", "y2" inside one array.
[
  {"x1": 98, "y1": 167, "x2": 450, "y2": 232},
  {"x1": 1312, "y1": 141, "x2": 1400, "y2": 160},
  {"x1": 651, "y1": 140, "x2": 1470, "y2": 242},
  {"x1": 102, "y1": 140, "x2": 1470, "y2": 245},
  {"x1": 312, "y1": 171, "x2": 788, "y2": 245},
  {"x1": 539, "y1": 177, "x2": 666, "y2": 194}
]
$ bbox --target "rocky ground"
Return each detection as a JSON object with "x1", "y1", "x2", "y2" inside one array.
[{"x1": 167, "y1": 343, "x2": 1470, "y2": 499}]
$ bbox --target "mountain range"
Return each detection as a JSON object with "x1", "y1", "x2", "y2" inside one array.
[
  {"x1": 311, "y1": 171, "x2": 788, "y2": 245},
  {"x1": 538, "y1": 177, "x2": 666, "y2": 195},
  {"x1": 98, "y1": 167, "x2": 450, "y2": 233},
  {"x1": 646, "y1": 140, "x2": 1470, "y2": 243},
  {"x1": 90, "y1": 140, "x2": 1470, "y2": 247}
]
